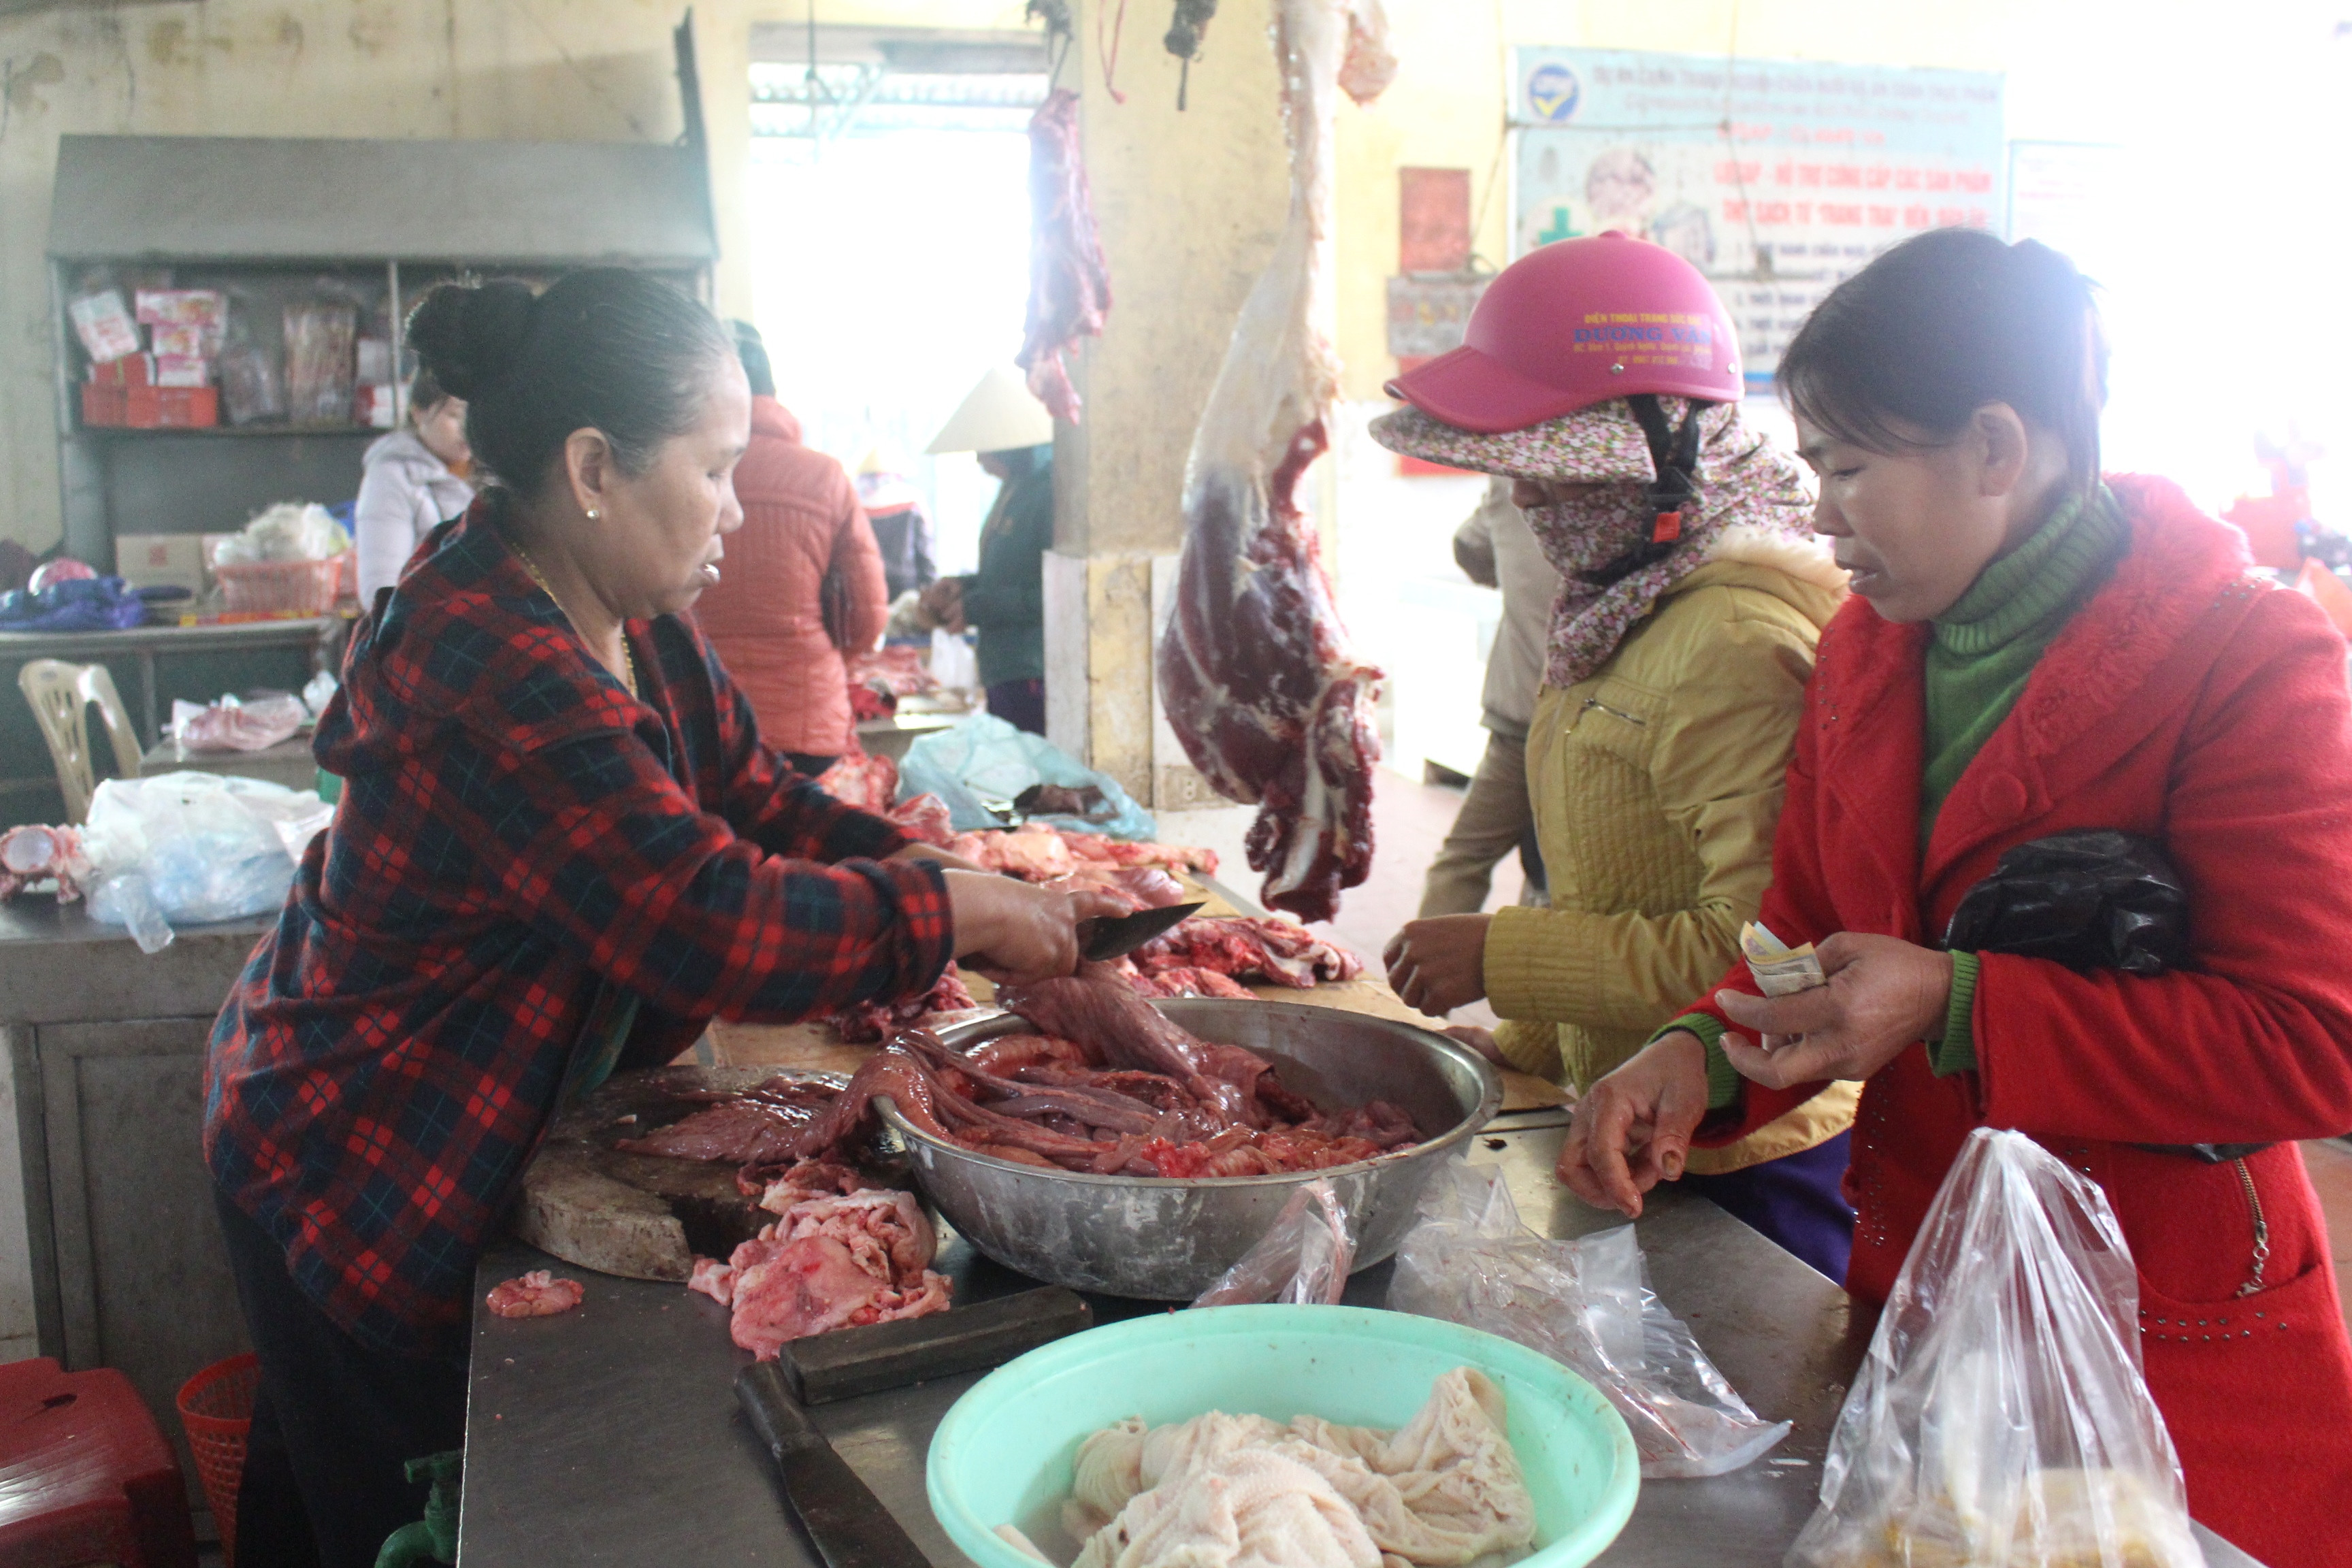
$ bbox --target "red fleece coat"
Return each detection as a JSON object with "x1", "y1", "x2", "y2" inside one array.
[
  {"x1": 1682, "y1": 476, "x2": 2352, "y2": 1567},
  {"x1": 693, "y1": 397, "x2": 888, "y2": 758}
]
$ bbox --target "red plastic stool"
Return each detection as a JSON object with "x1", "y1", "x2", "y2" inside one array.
[{"x1": 0, "y1": 1356, "x2": 198, "y2": 1568}]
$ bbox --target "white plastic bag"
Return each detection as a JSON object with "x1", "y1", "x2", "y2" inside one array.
[
  {"x1": 1788, "y1": 1128, "x2": 2202, "y2": 1568},
  {"x1": 212, "y1": 502, "x2": 349, "y2": 565},
  {"x1": 82, "y1": 772, "x2": 330, "y2": 953},
  {"x1": 1192, "y1": 1178, "x2": 1353, "y2": 1307},
  {"x1": 1388, "y1": 1156, "x2": 1791, "y2": 1479}
]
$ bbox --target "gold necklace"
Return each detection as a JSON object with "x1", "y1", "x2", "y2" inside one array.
[{"x1": 508, "y1": 538, "x2": 639, "y2": 700}]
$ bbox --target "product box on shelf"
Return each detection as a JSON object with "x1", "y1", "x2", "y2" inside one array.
[
  {"x1": 114, "y1": 533, "x2": 207, "y2": 595},
  {"x1": 150, "y1": 321, "x2": 215, "y2": 357},
  {"x1": 153, "y1": 355, "x2": 212, "y2": 389},
  {"x1": 88, "y1": 354, "x2": 154, "y2": 388},
  {"x1": 125, "y1": 385, "x2": 220, "y2": 429},
  {"x1": 80, "y1": 383, "x2": 129, "y2": 427},
  {"x1": 133, "y1": 289, "x2": 227, "y2": 327},
  {"x1": 69, "y1": 290, "x2": 142, "y2": 363}
]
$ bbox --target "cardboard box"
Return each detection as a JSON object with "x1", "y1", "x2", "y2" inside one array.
[
  {"x1": 89, "y1": 354, "x2": 154, "y2": 387},
  {"x1": 150, "y1": 321, "x2": 211, "y2": 357},
  {"x1": 125, "y1": 385, "x2": 219, "y2": 428},
  {"x1": 154, "y1": 355, "x2": 211, "y2": 389},
  {"x1": 114, "y1": 533, "x2": 207, "y2": 595},
  {"x1": 69, "y1": 290, "x2": 142, "y2": 363},
  {"x1": 80, "y1": 383, "x2": 129, "y2": 427},
  {"x1": 133, "y1": 289, "x2": 226, "y2": 328}
]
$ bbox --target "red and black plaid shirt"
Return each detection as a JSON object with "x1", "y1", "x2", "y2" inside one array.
[{"x1": 205, "y1": 497, "x2": 951, "y2": 1354}]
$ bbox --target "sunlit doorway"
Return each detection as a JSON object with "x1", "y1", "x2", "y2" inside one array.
[{"x1": 744, "y1": 26, "x2": 1047, "y2": 576}]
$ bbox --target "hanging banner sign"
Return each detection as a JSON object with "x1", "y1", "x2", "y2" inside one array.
[{"x1": 1513, "y1": 48, "x2": 2005, "y2": 387}]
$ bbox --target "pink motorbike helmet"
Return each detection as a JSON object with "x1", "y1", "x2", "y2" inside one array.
[{"x1": 1387, "y1": 231, "x2": 1743, "y2": 554}]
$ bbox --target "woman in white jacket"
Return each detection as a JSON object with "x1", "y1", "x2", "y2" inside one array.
[{"x1": 353, "y1": 370, "x2": 475, "y2": 602}]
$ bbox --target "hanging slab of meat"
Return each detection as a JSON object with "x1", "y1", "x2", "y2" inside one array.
[
  {"x1": 1018, "y1": 86, "x2": 1113, "y2": 423},
  {"x1": 1157, "y1": 0, "x2": 1396, "y2": 924}
]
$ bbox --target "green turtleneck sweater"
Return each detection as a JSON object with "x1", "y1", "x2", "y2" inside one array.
[
  {"x1": 1660, "y1": 486, "x2": 2127, "y2": 1109},
  {"x1": 1923, "y1": 485, "x2": 2125, "y2": 1076}
]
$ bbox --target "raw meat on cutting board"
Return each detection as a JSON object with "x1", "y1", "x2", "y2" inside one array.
[{"x1": 1157, "y1": 0, "x2": 1395, "y2": 924}]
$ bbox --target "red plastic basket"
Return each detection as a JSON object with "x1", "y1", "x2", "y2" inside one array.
[
  {"x1": 176, "y1": 1352, "x2": 261, "y2": 1565},
  {"x1": 214, "y1": 554, "x2": 346, "y2": 615}
]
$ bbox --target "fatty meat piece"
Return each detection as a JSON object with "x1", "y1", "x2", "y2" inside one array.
[
  {"x1": 848, "y1": 646, "x2": 938, "y2": 696},
  {"x1": 485, "y1": 1270, "x2": 585, "y2": 1318},
  {"x1": 698, "y1": 1188, "x2": 950, "y2": 1360},
  {"x1": 826, "y1": 962, "x2": 980, "y2": 1044},
  {"x1": 1132, "y1": 916, "x2": 1362, "y2": 990},
  {"x1": 1156, "y1": 0, "x2": 1392, "y2": 923},
  {"x1": 1067, "y1": 1368, "x2": 1533, "y2": 1568},
  {"x1": 889, "y1": 791, "x2": 958, "y2": 847},
  {"x1": 1045, "y1": 866, "x2": 1191, "y2": 914},
  {"x1": 815, "y1": 748, "x2": 899, "y2": 812}
]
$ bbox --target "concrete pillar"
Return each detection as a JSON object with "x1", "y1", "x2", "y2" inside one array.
[{"x1": 1043, "y1": 0, "x2": 1292, "y2": 805}]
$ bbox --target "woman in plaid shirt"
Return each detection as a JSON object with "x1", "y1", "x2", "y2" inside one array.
[{"x1": 203, "y1": 270, "x2": 1117, "y2": 1567}]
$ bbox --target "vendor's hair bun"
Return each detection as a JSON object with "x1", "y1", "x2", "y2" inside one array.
[
  {"x1": 399, "y1": 270, "x2": 734, "y2": 497},
  {"x1": 1777, "y1": 227, "x2": 2109, "y2": 494},
  {"x1": 404, "y1": 280, "x2": 535, "y2": 402}
]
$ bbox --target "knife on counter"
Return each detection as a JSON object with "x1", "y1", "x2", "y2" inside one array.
[{"x1": 738, "y1": 1360, "x2": 934, "y2": 1568}]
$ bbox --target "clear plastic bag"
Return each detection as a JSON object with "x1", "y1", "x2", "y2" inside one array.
[
  {"x1": 1788, "y1": 1128, "x2": 2202, "y2": 1568},
  {"x1": 898, "y1": 713, "x2": 1157, "y2": 840},
  {"x1": 172, "y1": 691, "x2": 308, "y2": 754},
  {"x1": 1387, "y1": 1156, "x2": 1791, "y2": 1479},
  {"x1": 81, "y1": 772, "x2": 331, "y2": 952},
  {"x1": 1191, "y1": 1178, "x2": 1353, "y2": 1307}
]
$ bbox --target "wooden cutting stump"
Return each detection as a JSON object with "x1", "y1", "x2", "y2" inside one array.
[{"x1": 512, "y1": 1064, "x2": 843, "y2": 1282}]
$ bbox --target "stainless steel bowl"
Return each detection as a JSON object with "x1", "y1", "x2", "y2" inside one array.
[{"x1": 875, "y1": 998, "x2": 1503, "y2": 1299}]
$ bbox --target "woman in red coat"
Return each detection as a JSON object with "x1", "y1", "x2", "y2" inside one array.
[
  {"x1": 1558, "y1": 229, "x2": 2352, "y2": 1567},
  {"x1": 692, "y1": 323, "x2": 888, "y2": 774}
]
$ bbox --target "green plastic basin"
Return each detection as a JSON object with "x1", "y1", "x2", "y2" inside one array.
[{"x1": 927, "y1": 1304, "x2": 1640, "y2": 1568}]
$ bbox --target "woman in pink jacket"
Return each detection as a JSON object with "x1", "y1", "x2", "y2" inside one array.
[{"x1": 693, "y1": 324, "x2": 889, "y2": 773}]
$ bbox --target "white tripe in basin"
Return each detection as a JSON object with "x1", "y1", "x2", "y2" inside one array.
[{"x1": 1051, "y1": 1367, "x2": 1536, "y2": 1568}]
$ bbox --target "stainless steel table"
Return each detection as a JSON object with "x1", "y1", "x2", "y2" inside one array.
[
  {"x1": 0, "y1": 615, "x2": 348, "y2": 743},
  {"x1": 140, "y1": 732, "x2": 321, "y2": 791},
  {"x1": 459, "y1": 1118, "x2": 2266, "y2": 1565}
]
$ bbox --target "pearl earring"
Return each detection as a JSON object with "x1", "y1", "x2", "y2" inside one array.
[{"x1": 586, "y1": 508, "x2": 600, "y2": 520}]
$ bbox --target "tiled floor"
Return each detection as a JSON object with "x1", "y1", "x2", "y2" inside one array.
[
  {"x1": 1164, "y1": 769, "x2": 2352, "y2": 1335},
  {"x1": 2304, "y1": 1137, "x2": 2352, "y2": 1335}
]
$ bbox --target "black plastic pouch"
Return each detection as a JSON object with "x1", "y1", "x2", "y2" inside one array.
[
  {"x1": 1944, "y1": 830, "x2": 2264, "y2": 1163},
  {"x1": 1944, "y1": 828, "x2": 2190, "y2": 977}
]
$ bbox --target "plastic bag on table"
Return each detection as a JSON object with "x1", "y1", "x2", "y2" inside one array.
[
  {"x1": 172, "y1": 691, "x2": 308, "y2": 754},
  {"x1": 1191, "y1": 1178, "x2": 1352, "y2": 1307},
  {"x1": 898, "y1": 713, "x2": 1156, "y2": 840},
  {"x1": 1386, "y1": 1156, "x2": 1791, "y2": 1479},
  {"x1": 81, "y1": 772, "x2": 331, "y2": 952},
  {"x1": 1788, "y1": 1128, "x2": 2201, "y2": 1568}
]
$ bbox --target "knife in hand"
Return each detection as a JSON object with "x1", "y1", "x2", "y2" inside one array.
[
  {"x1": 737, "y1": 1360, "x2": 933, "y2": 1568},
  {"x1": 1077, "y1": 900, "x2": 1203, "y2": 963}
]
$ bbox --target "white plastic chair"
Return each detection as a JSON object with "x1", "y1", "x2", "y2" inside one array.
[{"x1": 17, "y1": 659, "x2": 142, "y2": 823}]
